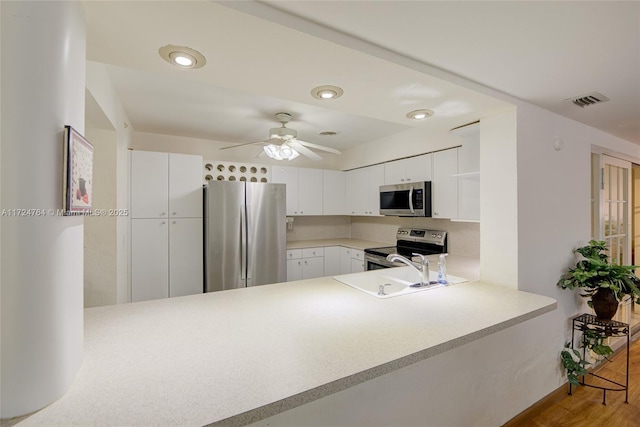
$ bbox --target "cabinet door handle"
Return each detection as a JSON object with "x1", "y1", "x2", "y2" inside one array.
[
  {"x1": 160, "y1": 221, "x2": 166, "y2": 225},
  {"x1": 160, "y1": 212, "x2": 166, "y2": 216},
  {"x1": 172, "y1": 211, "x2": 177, "y2": 216}
]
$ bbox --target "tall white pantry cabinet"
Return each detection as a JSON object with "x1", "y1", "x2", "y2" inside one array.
[{"x1": 130, "y1": 151, "x2": 203, "y2": 302}]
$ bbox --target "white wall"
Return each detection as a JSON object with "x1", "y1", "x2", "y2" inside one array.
[
  {"x1": 85, "y1": 61, "x2": 133, "y2": 304},
  {"x1": 508, "y1": 102, "x2": 640, "y2": 411},
  {"x1": 1, "y1": 1, "x2": 86, "y2": 417},
  {"x1": 339, "y1": 126, "x2": 464, "y2": 170},
  {"x1": 250, "y1": 311, "x2": 556, "y2": 427},
  {"x1": 84, "y1": 126, "x2": 118, "y2": 307},
  {"x1": 255, "y1": 102, "x2": 640, "y2": 424},
  {"x1": 480, "y1": 109, "x2": 519, "y2": 288},
  {"x1": 133, "y1": 131, "x2": 342, "y2": 170}
]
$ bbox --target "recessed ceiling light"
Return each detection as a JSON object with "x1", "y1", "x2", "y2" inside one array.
[
  {"x1": 406, "y1": 109, "x2": 435, "y2": 120},
  {"x1": 159, "y1": 45, "x2": 206, "y2": 69},
  {"x1": 311, "y1": 85, "x2": 344, "y2": 100}
]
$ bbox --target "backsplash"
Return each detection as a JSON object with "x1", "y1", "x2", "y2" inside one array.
[
  {"x1": 287, "y1": 215, "x2": 480, "y2": 258},
  {"x1": 285, "y1": 216, "x2": 351, "y2": 241}
]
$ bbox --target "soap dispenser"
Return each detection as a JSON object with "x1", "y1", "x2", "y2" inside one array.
[{"x1": 437, "y1": 253, "x2": 448, "y2": 284}]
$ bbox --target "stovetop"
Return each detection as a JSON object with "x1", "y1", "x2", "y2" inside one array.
[
  {"x1": 365, "y1": 244, "x2": 443, "y2": 258},
  {"x1": 364, "y1": 227, "x2": 448, "y2": 258}
]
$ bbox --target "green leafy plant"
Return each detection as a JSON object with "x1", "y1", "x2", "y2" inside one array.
[
  {"x1": 560, "y1": 345, "x2": 588, "y2": 386},
  {"x1": 557, "y1": 240, "x2": 640, "y2": 306},
  {"x1": 560, "y1": 329, "x2": 614, "y2": 386}
]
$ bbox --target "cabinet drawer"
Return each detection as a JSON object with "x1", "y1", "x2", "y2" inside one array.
[
  {"x1": 287, "y1": 249, "x2": 303, "y2": 260},
  {"x1": 302, "y1": 247, "x2": 324, "y2": 258},
  {"x1": 351, "y1": 249, "x2": 364, "y2": 260}
]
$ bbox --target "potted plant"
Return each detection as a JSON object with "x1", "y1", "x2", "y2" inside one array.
[
  {"x1": 561, "y1": 329, "x2": 614, "y2": 386},
  {"x1": 557, "y1": 240, "x2": 640, "y2": 320}
]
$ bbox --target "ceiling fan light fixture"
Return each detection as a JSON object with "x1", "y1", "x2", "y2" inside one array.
[
  {"x1": 279, "y1": 143, "x2": 298, "y2": 159},
  {"x1": 159, "y1": 45, "x2": 206, "y2": 69},
  {"x1": 264, "y1": 143, "x2": 299, "y2": 161},
  {"x1": 311, "y1": 85, "x2": 344, "y2": 100},
  {"x1": 406, "y1": 109, "x2": 434, "y2": 120}
]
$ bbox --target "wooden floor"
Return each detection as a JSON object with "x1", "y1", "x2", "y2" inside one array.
[{"x1": 507, "y1": 336, "x2": 640, "y2": 426}]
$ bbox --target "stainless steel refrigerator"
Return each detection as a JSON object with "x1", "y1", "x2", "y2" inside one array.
[{"x1": 204, "y1": 181, "x2": 286, "y2": 292}]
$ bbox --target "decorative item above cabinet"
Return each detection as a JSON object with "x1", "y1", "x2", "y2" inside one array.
[{"x1": 203, "y1": 160, "x2": 270, "y2": 183}]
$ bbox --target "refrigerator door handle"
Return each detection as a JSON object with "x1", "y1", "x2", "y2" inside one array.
[
  {"x1": 245, "y1": 204, "x2": 252, "y2": 281},
  {"x1": 240, "y1": 204, "x2": 247, "y2": 281}
]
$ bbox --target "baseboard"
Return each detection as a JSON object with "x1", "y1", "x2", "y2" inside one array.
[
  {"x1": 501, "y1": 383, "x2": 568, "y2": 427},
  {"x1": 502, "y1": 337, "x2": 634, "y2": 427}
]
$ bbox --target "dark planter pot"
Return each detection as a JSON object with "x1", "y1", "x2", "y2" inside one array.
[{"x1": 591, "y1": 288, "x2": 619, "y2": 321}]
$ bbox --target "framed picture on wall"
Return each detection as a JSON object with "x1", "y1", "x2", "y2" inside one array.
[{"x1": 63, "y1": 125, "x2": 94, "y2": 215}]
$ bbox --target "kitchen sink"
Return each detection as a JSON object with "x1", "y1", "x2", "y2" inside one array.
[{"x1": 333, "y1": 266, "x2": 467, "y2": 298}]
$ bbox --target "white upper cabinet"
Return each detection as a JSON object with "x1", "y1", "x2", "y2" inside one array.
[
  {"x1": 432, "y1": 148, "x2": 458, "y2": 219},
  {"x1": 271, "y1": 166, "x2": 299, "y2": 215},
  {"x1": 384, "y1": 154, "x2": 432, "y2": 184},
  {"x1": 323, "y1": 170, "x2": 346, "y2": 215},
  {"x1": 298, "y1": 168, "x2": 323, "y2": 215},
  {"x1": 454, "y1": 123, "x2": 480, "y2": 222},
  {"x1": 272, "y1": 166, "x2": 323, "y2": 216},
  {"x1": 132, "y1": 151, "x2": 203, "y2": 219},
  {"x1": 346, "y1": 168, "x2": 367, "y2": 216},
  {"x1": 131, "y1": 151, "x2": 204, "y2": 303},
  {"x1": 368, "y1": 164, "x2": 385, "y2": 215},
  {"x1": 169, "y1": 153, "x2": 204, "y2": 218},
  {"x1": 346, "y1": 164, "x2": 384, "y2": 216},
  {"x1": 131, "y1": 151, "x2": 169, "y2": 218}
]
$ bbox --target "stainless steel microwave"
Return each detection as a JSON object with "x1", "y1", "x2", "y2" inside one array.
[{"x1": 379, "y1": 182, "x2": 432, "y2": 217}]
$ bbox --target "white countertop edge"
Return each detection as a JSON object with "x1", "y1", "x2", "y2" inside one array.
[
  {"x1": 286, "y1": 238, "x2": 389, "y2": 251},
  {"x1": 209, "y1": 299, "x2": 557, "y2": 427}
]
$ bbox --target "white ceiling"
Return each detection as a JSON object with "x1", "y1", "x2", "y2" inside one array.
[{"x1": 84, "y1": 1, "x2": 640, "y2": 156}]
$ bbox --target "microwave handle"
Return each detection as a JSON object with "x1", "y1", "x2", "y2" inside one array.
[{"x1": 409, "y1": 186, "x2": 415, "y2": 213}]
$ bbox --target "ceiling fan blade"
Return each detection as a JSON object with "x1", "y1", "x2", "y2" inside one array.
[
  {"x1": 295, "y1": 139, "x2": 342, "y2": 155},
  {"x1": 289, "y1": 141, "x2": 323, "y2": 161},
  {"x1": 219, "y1": 138, "x2": 279, "y2": 151}
]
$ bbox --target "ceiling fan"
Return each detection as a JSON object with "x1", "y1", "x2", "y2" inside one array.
[{"x1": 219, "y1": 112, "x2": 341, "y2": 161}]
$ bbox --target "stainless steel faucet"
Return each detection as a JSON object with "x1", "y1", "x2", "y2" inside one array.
[{"x1": 386, "y1": 252, "x2": 431, "y2": 286}]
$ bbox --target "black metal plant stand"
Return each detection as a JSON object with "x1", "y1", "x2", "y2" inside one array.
[{"x1": 569, "y1": 313, "x2": 629, "y2": 405}]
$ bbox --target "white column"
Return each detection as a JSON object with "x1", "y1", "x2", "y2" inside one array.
[{"x1": 1, "y1": 1, "x2": 86, "y2": 418}]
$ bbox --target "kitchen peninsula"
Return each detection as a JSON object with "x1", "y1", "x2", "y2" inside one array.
[{"x1": 18, "y1": 272, "x2": 556, "y2": 426}]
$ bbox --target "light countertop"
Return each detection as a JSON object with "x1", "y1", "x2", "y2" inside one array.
[
  {"x1": 286, "y1": 238, "x2": 388, "y2": 251},
  {"x1": 287, "y1": 238, "x2": 480, "y2": 282},
  {"x1": 19, "y1": 272, "x2": 555, "y2": 426}
]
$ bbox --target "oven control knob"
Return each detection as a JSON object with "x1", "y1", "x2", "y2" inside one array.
[{"x1": 431, "y1": 233, "x2": 436, "y2": 238}]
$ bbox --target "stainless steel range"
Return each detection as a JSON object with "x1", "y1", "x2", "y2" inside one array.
[{"x1": 364, "y1": 227, "x2": 447, "y2": 270}]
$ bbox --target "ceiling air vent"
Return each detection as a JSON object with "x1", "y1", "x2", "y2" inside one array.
[{"x1": 567, "y1": 92, "x2": 610, "y2": 108}]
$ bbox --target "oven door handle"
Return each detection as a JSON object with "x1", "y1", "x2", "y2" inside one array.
[{"x1": 409, "y1": 186, "x2": 414, "y2": 213}]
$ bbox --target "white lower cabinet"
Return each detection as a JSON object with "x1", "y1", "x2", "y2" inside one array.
[
  {"x1": 132, "y1": 219, "x2": 169, "y2": 302},
  {"x1": 169, "y1": 218, "x2": 204, "y2": 297},
  {"x1": 323, "y1": 246, "x2": 342, "y2": 276},
  {"x1": 340, "y1": 247, "x2": 365, "y2": 273},
  {"x1": 132, "y1": 218, "x2": 203, "y2": 302},
  {"x1": 287, "y1": 248, "x2": 324, "y2": 280},
  {"x1": 351, "y1": 257, "x2": 365, "y2": 273},
  {"x1": 302, "y1": 257, "x2": 324, "y2": 279}
]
